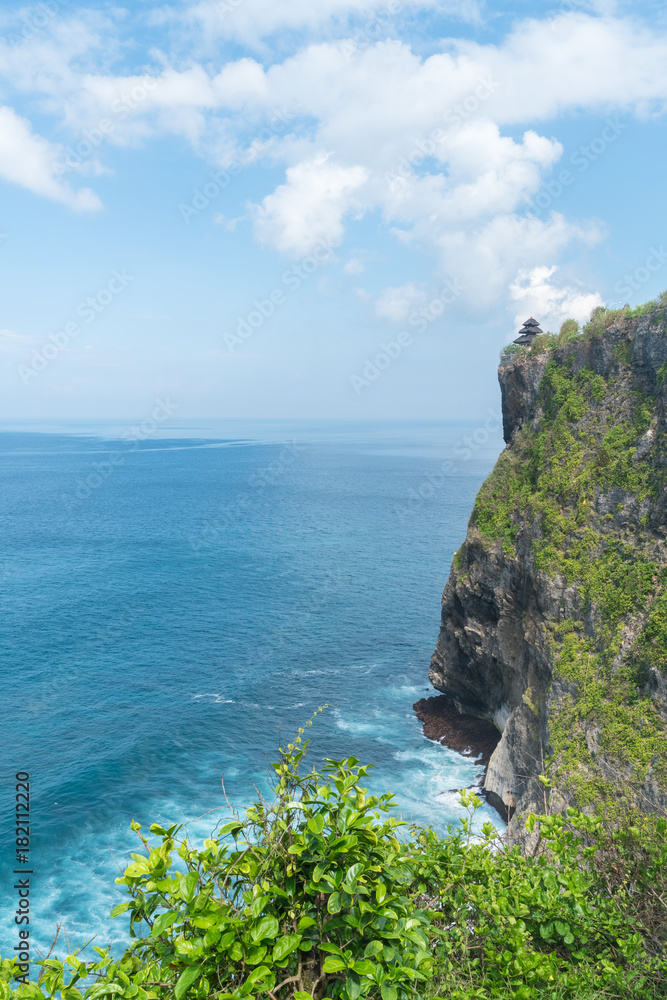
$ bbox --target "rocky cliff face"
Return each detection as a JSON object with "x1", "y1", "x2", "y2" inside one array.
[{"x1": 430, "y1": 304, "x2": 667, "y2": 834}]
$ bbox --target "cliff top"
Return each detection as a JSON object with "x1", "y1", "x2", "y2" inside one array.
[{"x1": 498, "y1": 295, "x2": 667, "y2": 445}]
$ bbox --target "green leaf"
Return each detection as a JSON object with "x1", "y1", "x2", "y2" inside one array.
[
  {"x1": 152, "y1": 911, "x2": 179, "y2": 937},
  {"x1": 320, "y1": 943, "x2": 345, "y2": 956},
  {"x1": 294, "y1": 993, "x2": 313, "y2": 1000},
  {"x1": 249, "y1": 894, "x2": 269, "y2": 917},
  {"x1": 174, "y1": 965, "x2": 201, "y2": 1000},
  {"x1": 246, "y1": 966, "x2": 271, "y2": 986},
  {"x1": 375, "y1": 884, "x2": 386, "y2": 904},
  {"x1": 204, "y1": 927, "x2": 222, "y2": 947},
  {"x1": 323, "y1": 957, "x2": 347, "y2": 974},
  {"x1": 313, "y1": 863, "x2": 327, "y2": 883},
  {"x1": 352, "y1": 961, "x2": 375, "y2": 976},
  {"x1": 220, "y1": 821, "x2": 244, "y2": 838},
  {"x1": 327, "y1": 892, "x2": 342, "y2": 914},
  {"x1": 344, "y1": 863, "x2": 363, "y2": 885},
  {"x1": 308, "y1": 814, "x2": 325, "y2": 835},
  {"x1": 273, "y1": 935, "x2": 301, "y2": 962},
  {"x1": 252, "y1": 915, "x2": 279, "y2": 941},
  {"x1": 380, "y1": 985, "x2": 397, "y2": 1000},
  {"x1": 179, "y1": 872, "x2": 198, "y2": 903},
  {"x1": 244, "y1": 945, "x2": 267, "y2": 966},
  {"x1": 297, "y1": 916, "x2": 317, "y2": 932},
  {"x1": 109, "y1": 903, "x2": 131, "y2": 918},
  {"x1": 346, "y1": 972, "x2": 361, "y2": 1000},
  {"x1": 363, "y1": 941, "x2": 383, "y2": 958}
]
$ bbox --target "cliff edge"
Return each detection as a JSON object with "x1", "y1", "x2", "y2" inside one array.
[{"x1": 430, "y1": 302, "x2": 667, "y2": 834}]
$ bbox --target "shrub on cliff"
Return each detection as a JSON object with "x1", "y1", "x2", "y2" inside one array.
[
  {"x1": 1, "y1": 727, "x2": 665, "y2": 1000},
  {"x1": 556, "y1": 319, "x2": 579, "y2": 346}
]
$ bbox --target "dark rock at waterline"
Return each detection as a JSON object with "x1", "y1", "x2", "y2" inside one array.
[{"x1": 413, "y1": 695, "x2": 500, "y2": 768}]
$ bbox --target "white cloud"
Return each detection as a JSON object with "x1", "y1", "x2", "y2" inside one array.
[
  {"x1": 343, "y1": 257, "x2": 364, "y2": 275},
  {"x1": 176, "y1": 0, "x2": 482, "y2": 49},
  {"x1": 252, "y1": 154, "x2": 367, "y2": 256},
  {"x1": 375, "y1": 282, "x2": 426, "y2": 323},
  {"x1": 0, "y1": 327, "x2": 31, "y2": 357},
  {"x1": 510, "y1": 265, "x2": 604, "y2": 332},
  {"x1": 2, "y1": 8, "x2": 667, "y2": 310},
  {"x1": 0, "y1": 106, "x2": 101, "y2": 211}
]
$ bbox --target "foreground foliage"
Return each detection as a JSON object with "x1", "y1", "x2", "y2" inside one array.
[{"x1": 1, "y1": 726, "x2": 666, "y2": 1000}]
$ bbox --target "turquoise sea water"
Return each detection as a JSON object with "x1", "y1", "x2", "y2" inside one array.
[{"x1": 0, "y1": 419, "x2": 503, "y2": 960}]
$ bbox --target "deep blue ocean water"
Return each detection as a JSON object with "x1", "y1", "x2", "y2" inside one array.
[{"x1": 0, "y1": 419, "x2": 504, "y2": 960}]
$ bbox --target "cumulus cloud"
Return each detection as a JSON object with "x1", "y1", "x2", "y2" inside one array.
[
  {"x1": 2, "y1": 7, "x2": 667, "y2": 309},
  {"x1": 510, "y1": 265, "x2": 604, "y2": 332},
  {"x1": 252, "y1": 154, "x2": 367, "y2": 256},
  {"x1": 0, "y1": 106, "x2": 102, "y2": 211}
]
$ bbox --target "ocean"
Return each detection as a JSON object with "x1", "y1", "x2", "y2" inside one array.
[{"x1": 0, "y1": 418, "x2": 504, "y2": 960}]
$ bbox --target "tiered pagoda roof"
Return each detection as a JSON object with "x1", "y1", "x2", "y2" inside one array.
[{"x1": 513, "y1": 317, "x2": 543, "y2": 344}]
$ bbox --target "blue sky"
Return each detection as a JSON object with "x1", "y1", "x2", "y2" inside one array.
[{"x1": 0, "y1": 0, "x2": 666, "y2": 420}]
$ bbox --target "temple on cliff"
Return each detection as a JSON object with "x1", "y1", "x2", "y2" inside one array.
[{"x1": 513, "y1": 317, "x2": 543, "y2": 344}]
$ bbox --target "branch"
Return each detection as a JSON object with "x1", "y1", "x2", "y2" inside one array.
[
  {"x1": 37, "y1": 924, "x2": 61, "y2": 984},
  {"x1": 272, "y1": 974, "x2": 301, "y2": 994}
]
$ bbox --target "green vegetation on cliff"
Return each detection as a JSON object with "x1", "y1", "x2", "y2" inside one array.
[
  {"x1": 2, "y1": 728, "x2": 666, "y2": 1000},
  {"x1": 473, "y1": 298, "x2": 667, "y2": 808}
]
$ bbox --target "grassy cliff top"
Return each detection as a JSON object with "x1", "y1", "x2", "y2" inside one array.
[{"x1": 500, "y1": 293, "x2": 667, "y2": 366}]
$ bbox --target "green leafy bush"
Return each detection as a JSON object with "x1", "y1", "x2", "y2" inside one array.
[
  {"x1": 1, "y1": 729, "x2": 665, "y2": 1000},
  {"x1": 556, "y1": 319, "x2": 580, "y2": 346},
  {"x1": 499, "y1": 343, "x2": 526, "y2": 361}
]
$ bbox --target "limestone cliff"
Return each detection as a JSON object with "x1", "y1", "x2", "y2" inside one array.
[{"x1": 429, "y1": 302, "x2": 667, "y2": 834}]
